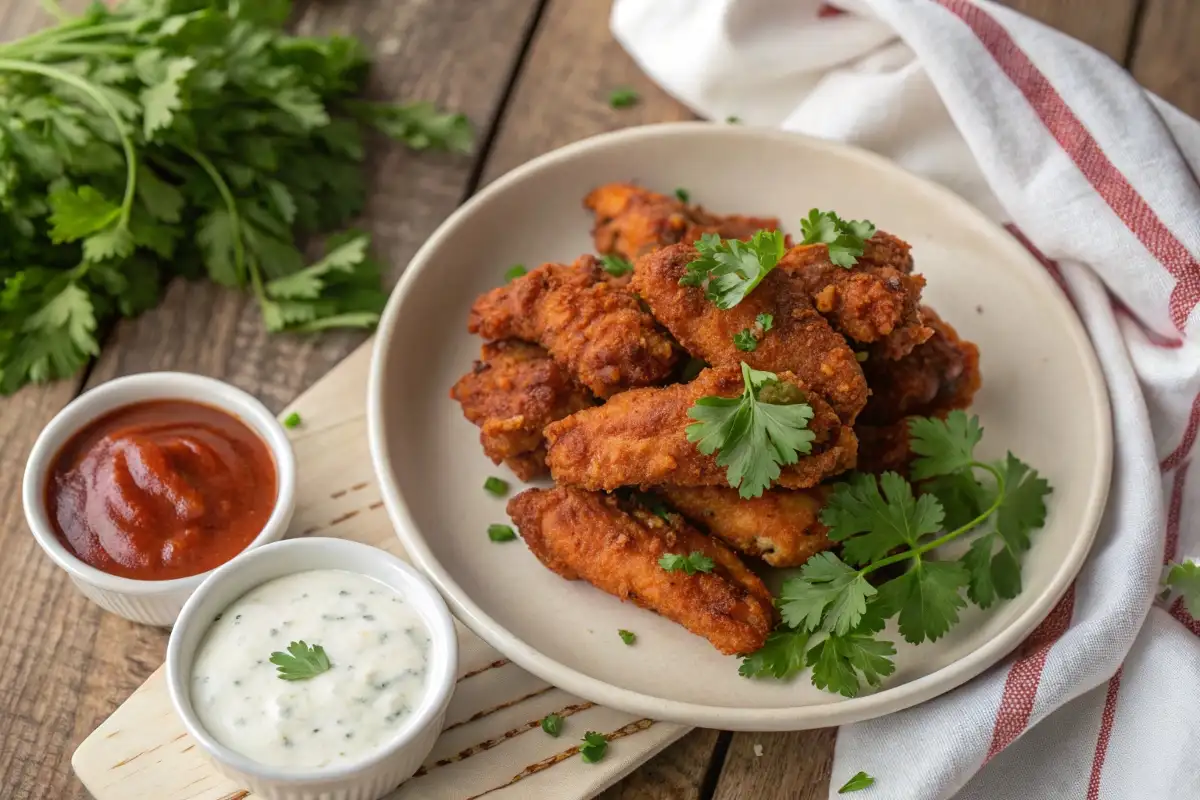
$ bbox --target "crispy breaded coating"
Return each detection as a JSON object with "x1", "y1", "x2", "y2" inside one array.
[
  {"x1": 449, "y1": 340, "x2": 595, "y2": 480},
  {"x1": 585, "y1": 183, "x2": 781, "y2": 262},
  {"x1": 779, "y1": 234, "x2": 932, "y2": 359},
  {"x1": 467, "y1": 258, "x2": 678, "y2": 398},
  {"x1": 860, "y1": 306, "x2": 981, "y2": 426},
  {"x1": 544, "y1": 365, "x2": 856, "y2": 491},
  {"x1": 631, "y1": 243, "x2": 868, "y2": 423},
  {"x1": 508, "y1": 487, "x2": 775, "y2": 655},
  {"x1": 660, "y1": 486, "x2": 833, "y2": 568}
]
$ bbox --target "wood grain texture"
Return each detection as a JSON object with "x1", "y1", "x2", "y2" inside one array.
[
  {"x1": 1129, "y1": 0, "x2": 1200, "y2": 119},
  {"x1": 995, "y1": 0, "x2": 1140, "y2": 62},
  {"x1": 713, "y1": 729, "x2": 838, "y2": 800},
  {"x1": 0, "y1": 2, "x2": 542, "y2": 798},
  {"x1": 597, "y1": 729, "x2": 722, "y2": 800}
]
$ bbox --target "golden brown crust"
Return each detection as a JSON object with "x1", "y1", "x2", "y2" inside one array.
[
  {"x1": 631, "y1": 243, "x2": 868, "y2": 423},
  {"x1": 507, "y1": 487, "x2": 775, "y2": 655},
  {"x1": 779, "y1": 234, "x2": 932, "y2": 359},
  {"x1": 660, "y1": 485, "x2": 833, "y2": 568},
  {"x1": 449, "y1": 340, "x2": 595, "y2": 480},
  {"x1": 585, "y1": 182, "x2": 781, "y2": 262},
  {"x1": 544, "y1": 365, "x2": 856, "y2": 491},
  {"x1": 467, "y1": 258, "x2": 679, "y2": 398}
]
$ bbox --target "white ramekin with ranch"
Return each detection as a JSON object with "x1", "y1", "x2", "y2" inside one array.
[{"x1": 166, "y1": 537, "x2": 458, "y2": 800}]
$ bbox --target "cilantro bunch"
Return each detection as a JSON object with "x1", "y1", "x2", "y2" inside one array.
[
  {"x1": 0, "y1": 0, "x2": 471, "y2": 394},
  {"x1": 740, "y1": 411, "x2": 1052, "y2": 697},
  {"x1": 679, "y1": 230, "x2": 786, "y2": 309}
]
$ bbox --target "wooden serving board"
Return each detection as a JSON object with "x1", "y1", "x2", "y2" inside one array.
[{"x1": 72, "y1": 341, "x2": 688, "y2": 800}]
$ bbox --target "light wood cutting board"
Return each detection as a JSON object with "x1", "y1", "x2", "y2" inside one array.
[{"x1": 71, "y1": 341, "x2": 688, "y2": 800}]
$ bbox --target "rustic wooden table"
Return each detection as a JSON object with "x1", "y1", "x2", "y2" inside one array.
[{"x1": 0, "y1": 1, "x2": 1196, "y2": 798}]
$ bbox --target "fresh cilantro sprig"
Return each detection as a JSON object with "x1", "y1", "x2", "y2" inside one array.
[
  {"x1": 739, "y1": 411, "x2": 1052, "y2": 697},
  {"x1": 1165, "y1": 560, "x2": 1199, "y2": 616},
  {"x1": 679, "y1": 230, "x2": 786, "y2": 309},
  {"x1": 838, "y1": 772, "x2": 876, "y2": 793},
  {"x1": 799, "y1": 209, "x2": 876, "y2": 268},
  {"x1": 580, "y1": 731, "x2": 608, "y2": 763},
  {"x1": 659, "y1": 551, "x2": 714, "y2": 575},
  {"x1": 0, "y1": 2, "x2": 471, "y2": 394},
  {"x1": 686, "y1": 362, "x2": 816, "y2": 498},
  {"x1": 269, "y1": 641, "x2": 332, "y2": 681}
]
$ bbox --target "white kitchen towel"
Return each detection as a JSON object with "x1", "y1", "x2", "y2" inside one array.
[{"x1": 611, "y1": 1, "x2": 1200, "y2": 798}]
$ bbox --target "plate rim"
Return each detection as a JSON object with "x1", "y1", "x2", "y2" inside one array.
[{"x1": 366, "y1": 121, "x2": 1113, "y2": 730}]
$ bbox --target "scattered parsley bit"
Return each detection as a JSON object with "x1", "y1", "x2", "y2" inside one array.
[
  {"x1": 756, "y1": 312, "x2": 774, "y2": 332},
  {"x1": 726, "y1": 115, "x2": 741, "y2": 124},
  {"x1": 686, "y1": 362, "x2": 815, "y2": 498},
  {"x1": 738, "y1": 412, "x2": 1051, "y2": 695},
  {"x1": 269, "y1": 641, "x2": 331, "y2": 682},
  {"x1": 282, "y1": 412, "x2": 302, "y2": 429},
  {"x1": 618, "y1": 629, "x2": 637, "y2": 645},
  {"x1": 675, "y1": 188, "x2": 691, "y2": 203},
  {"x1": 504, "y1": 264, "x2": 527, "y2": 282},
  {"x1": 1166, "y1": 560, "x2": 1199, "y2": 616},
  {"x1": 487, "y1": 524, "x2": 517, "y2": 542},
  {"x1": 483, "y1": 476, "x2": 509, "y2": 496},
  {"x1": 658, "y1": 551, "x2": 715, "y2": 575},
  {"x1": 541, "y1": 713, "x2": 564, "y2": 737},
  {"x1": 799, "y1": 209, "x2": 877, "y2": 268},
  {"x1": 680, "y1": 357, "x2": 708, "y2": 382},
  {"x1": 580, "y1": 731, "x2": 608, "y2": 763},
  {"x1": 838, "y1": 772, "x2": 876, "y2": 793},
  {"x1": 633, "y1": 491, "x2": 672, "y2": 521},
  {"x1": 609, "y1": 87, "x2": 640, "y2": 108},
  {"x1": 733, "y1": 329, "x2": 759, "y2": 351},
  {"x1": 679, "y1": 230, "x2": 786, "y2": 309},
  {"x1": 600, "y1": 254, "x2": 634, "y2": 277}
]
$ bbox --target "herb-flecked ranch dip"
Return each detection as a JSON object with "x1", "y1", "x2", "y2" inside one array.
[{"x1": 190, "y1": 569, "x2": 432, "y2": 768}]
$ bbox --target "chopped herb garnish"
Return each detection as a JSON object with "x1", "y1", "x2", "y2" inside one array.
[
  {"x1": 600, "y1": 254, "x2": 634, "y2": 277},
  {"x1": 504, "y1": 264, "x2": 527, "y2": 282},
  {"x1": 541, "y1": 713, "x2": 564, "y2": 737},
  {"x1": 733, "y1": 329, "x2": 759, "y2": 351},
  {"x1": 738, "y1": 411, "x2": 1053, "y2": 697},
  {"x1": 483, "y1": 476, "x2": 509, "y2": 496},
  {"x1": 609, "y1": 87, "x2": 640, "y2": 108},
  {"x1": 488, "y1": 524, "x2": 517, "y2": 542},
  {"x1": 756, "y1": 313, "x2": 774, "y2": 332},
  {"x1": 658, "y1": 551, "x2": 715, "y2": 575},
  {"x1": 686, "y1": 362, "x2": 815, "y2": 498},
  {"x1": 283, "y1": 412, "x2": 301, "y2": 429},
  {"x1": 799, "y1": 209, "x2": 876, "y2": 268},
  {"x1": 618, "y1": 629, "x2": 637, "y2": 645},
  {"x1": 679, "y1": 230, "x2": 786, "y2": 309},
  {"x1": 269, "y1": 641, "x2": 331, "y2": 681},
  {"x1": 675, "y1": 187, "x2": 691, "y2": 203},
  {"x1": 726, "y1": 115, "x2": 741, "y2": 124},
  {"x1": 580, "y1": 731, "x2": 608, "y2": 763},
  {"x1": 1166, "y1": 560, "x2": 1199, "y2": 616},
  {"x1": 838, "y1": 772, "x2": 876, "y2": 793}
]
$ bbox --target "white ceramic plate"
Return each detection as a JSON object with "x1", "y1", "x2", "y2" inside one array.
[{"x1": 367, "y1": 123, "x2": 1111, "y2": 730}]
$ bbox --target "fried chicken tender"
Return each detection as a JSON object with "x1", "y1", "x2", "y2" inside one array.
[
  {"x1": 467, "y1": 257, "x2": 678, "y2": 398},
  {"x1": 660, "y1": 486, "x2": 833, "y2": 568},
  {"x1": 780, "y1": 233, "x2": 932, "y2": 359},
  {"x1": 585, "y1": 183, "x2": 781, "y2": 261},
  {"x1": 631, "y1": 243, "x2": 868, "y2": 422},
  {"x1": 855, "y1": 306, "x2": 982, "y2": 474},
  {"x1": 508, "y1": 487, "x2": 775, "y2": 655},
  {"x1": 544, "y1": 365, "x2": 856, "y2": 491},
  {"x1": 449, "y1": 340, "x2": 595, "y2": 480}
]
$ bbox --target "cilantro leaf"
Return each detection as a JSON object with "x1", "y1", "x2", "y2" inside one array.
[
  {"x1": 140, "y1": 56, "x2": 196, "y2": 139},
  {"x1": 922, "y1": 470, "x2": 992, "y2": 530},
  {"x1": 778, "y1": 551, "x2": 876, "y2": 635},
  {"x1": 733, "y1": 329, "x2": 758, "y2": 351},
  {"x1": 995, "y1": 453, "x2": 1051, "y2": 552},
  {"x1": 504, "y1": 264, "x2": 527, "y2": 282},
  {"x1": 266, "y1": 233, "x2": 369, "y2": 300},
  {"x1": 580, "y1": 731, "x2": 608, "y2": 763},
  {"x1": 821, "y1": 472, "x2": 945, "y2": 566},
  {"x1": 658, "y1": 551, "x2": 714, "y2": 575},
  {"x1": 83, "y1": 223, "x2": 135, "y2": 262},
  {"x1": 1166, "y1": 561, "x2": 1200, "y2": 616},
  {"x1": 838, "y1": 772, "x2": 876, "y2": 794},
  {"x1": 269, "y1": 641, "x2": 332, "y2": 681},
  {"x1": 609, "y1": 87, "x2": 639, "y2": 108},
  {"x1": 541, "y1": 713, "x2": 564, "y2": 737},
  {"x1": 876, "y1": 560, "x2": 969, "y2": 644},
  {"x1": 799, "y1": 208, "x2": 876, "y2": 268},
  {"x1": 909, "y1": 411, "x2": 983, "y2": 480},
  {"x1": 807, "y1": 631, "x2": 896, "y2": 697},
  {"x1": 600, "y1": 254, "x2": 633, "y2": 277},
  {"x1": 756, "y1": 312, "x2": 774, "y2": 332},
  {"x1": 678, "y1": 230, "x2": 786, "y2": 309},
  {"x1": 488, "y1": 524, "x2": 517, "y2": 542},
  {"x1": 283, "y1": 412, "x2": 302, "y2": 429},
  {"x1": 738, "y1": 630, "x2": 811, "y2": 679},
  {"x1": 48, "y1": 185, "x2": 120, "y2": 243},
  {"x1": 674, "y1": 187, "x2": 690, "y2": 203},
  {"x1": 960, "y1": 532, "x2": 1021, "y2": 608},
  {"x1": 350, "y1": 100, "x2": 474, "y2": 153},
  {"x1": 686, "y1": 362, "x2": 816, "y2": 498},
  {"x1": 618, "y1": 629, "x2": 636, "y2": 645}
]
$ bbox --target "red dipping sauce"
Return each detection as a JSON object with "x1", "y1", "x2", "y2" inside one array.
[{"x1": 45, "y1": 400, "x2": 277, "y2": 581}]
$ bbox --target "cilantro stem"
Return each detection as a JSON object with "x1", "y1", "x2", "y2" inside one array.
[
  {"x1": 859, "y1": 461, "x2": 1006, "y2": 578},
  {"x1": 17, "y1": 43, "x2": 139, "y2": 59},
  {"x1": 0, "y1": 58, "x2": 137, "y2": 225},
  {"x1": 183, "y1": 147, "x2": 250, "y2": 291},
  {"x1": 0, "y1": 20, "x2": 140, "y2": 56}
]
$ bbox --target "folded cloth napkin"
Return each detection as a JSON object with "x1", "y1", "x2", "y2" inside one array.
[{"x1": 611, "y1": 1, "x2": 1200, "y2": 797}]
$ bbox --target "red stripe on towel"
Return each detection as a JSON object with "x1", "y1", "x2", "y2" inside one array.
[{"x1": 1086, "y1": 667, "x2": 1123, "y2": 800}]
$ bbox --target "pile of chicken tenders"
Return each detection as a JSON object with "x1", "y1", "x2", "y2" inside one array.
[{"x1": 450, "y1": 184, "x2": 980, "y2": 657}]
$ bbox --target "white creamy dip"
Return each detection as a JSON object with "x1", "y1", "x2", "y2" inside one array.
[{"x1": 190, "y1": 569, "x2": 431, "y2": 769}]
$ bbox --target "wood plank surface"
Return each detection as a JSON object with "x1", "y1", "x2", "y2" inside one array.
[
  {"x1": 0, "y1": 1, "x2": 544, "y2": 798},
  {"x1": 997, "y1": 0, "x2": 1140, "y2": 62},
  {"x1": 1129, "y1": 0, "x2": 1200, "y2": 119}
]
